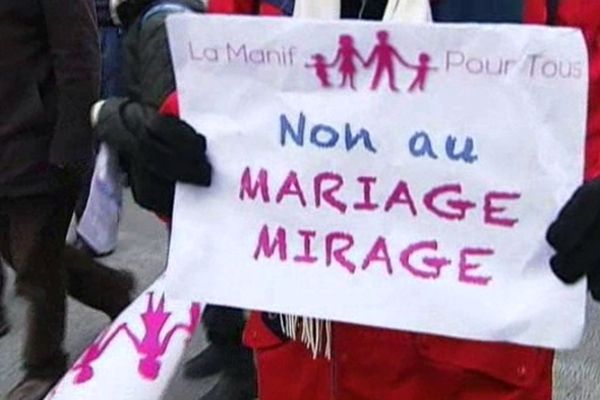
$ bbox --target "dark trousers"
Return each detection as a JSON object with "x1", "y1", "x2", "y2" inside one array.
[
  {"x1": 0, "y1": 187, "x2": 129, "y2": 378},
  {"x1": 203, "y1": 305, "x2": 254, "y2": 377},
  {"x1": 203, "y1": 306, "x2": 246, "y2": 346}
]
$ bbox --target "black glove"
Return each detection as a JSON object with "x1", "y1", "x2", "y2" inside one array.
[
  {"x1": 547, "y1": 179, "x2": 600, "y2": 299},
  {"x1": 139, "y1": 115, "x2": 212, "y2": 186}
]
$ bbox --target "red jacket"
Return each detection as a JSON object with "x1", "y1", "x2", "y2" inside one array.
[
  {"x1": 566, "y1": 0, "x2": 600, "y2": 181},
  {"x1": 525, "y1": 0, "x2": 600, "y2": 180},
  {"x1": 210, "y1": 1, "x2": 599, "y2": 398}
]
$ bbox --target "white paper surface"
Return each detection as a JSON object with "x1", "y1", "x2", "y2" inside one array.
[{"x1": 166, "y1": 15, "x2": 589, "y2": 349}]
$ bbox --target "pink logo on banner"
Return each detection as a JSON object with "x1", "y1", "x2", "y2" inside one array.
[
  {"x1": 70, "y1": 292, "x2": 201, "y2": 384},
  {"x1": 305, "y1": 30, "x2": 436, "y2": 92}
]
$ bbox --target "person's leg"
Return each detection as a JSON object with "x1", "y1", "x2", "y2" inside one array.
[
  {"x1": 0, "y1": 211, "x2": 10, "y2": 337},
  {"x1": 187, "y1": 306, "x2": 256, "y2": 400},
  {"x1": 62, "y1": 244, "x2": 134, "y2": 319},
  {"x1": 185, "y1": 305, "x2": 249, "y2": 378},
  {"x1": 4, "y1": 191, "x2": 73, "y2": 389},
  {"x1": 197, "y1": 349, "x2": 256, "y2": 400},
  {"x1": 204, "y1": 306, "x2": 246, "y2": 347},
  {"x1": 0, "y1": 266, "x2": 8, "y2": 337}
]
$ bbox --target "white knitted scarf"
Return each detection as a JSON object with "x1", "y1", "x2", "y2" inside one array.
[{"x1": 292, "y1": 0, "x2": 431, "y2": 21}]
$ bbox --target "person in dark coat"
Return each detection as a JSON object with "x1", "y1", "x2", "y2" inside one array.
[
  {"x1": 0, "y1": 1, "x2": 135, "y2": 399},
  {"x1": 93, "y1": 1, "x2": 254, "y2": 400}
]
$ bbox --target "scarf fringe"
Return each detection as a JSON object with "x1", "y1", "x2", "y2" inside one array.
[{"x1": 280, "y1": 315, "x2": 332, "y2": 360}]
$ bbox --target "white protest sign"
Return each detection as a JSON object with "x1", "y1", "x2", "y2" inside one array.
[
  {"x1": 46, "y1": 276, "x2": 201, "y2": 400},
  {"x1": 166, "y1": 15, "x2": 589, "y2": 349}
]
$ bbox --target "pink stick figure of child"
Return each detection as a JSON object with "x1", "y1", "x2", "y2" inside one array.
[
  {"x1": 305, "y1": 54, "x2": 332, "y2": 88},
  {"x1": 408, "y1": 52, "x2": 437, "y2": 92}
]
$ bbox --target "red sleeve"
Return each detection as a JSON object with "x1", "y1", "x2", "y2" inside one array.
[
  {"x1": 208, "y1": 0, "x2": 286, "y2": 16},
  {"x1": 159, "y1": 91, "x2": 180, "y2": 117},
  {"x1": 523, "y1": 0, "x2": 549, "y2": 24},
  {"x1": 526, "y1": 0, "x2": 600, "y2": 180},
  {"x1": 259, "y1": 2, "x2": 286, "y2": 15},
  {"x1": 208, "y1": 0, "x2": 257, "y2": 14},
  {"x1": 557, "y1": 1, "x2": 600, "y2": 180},
  {"x1": 585, "y1": 37, "x2": 600, "y2": 181}
]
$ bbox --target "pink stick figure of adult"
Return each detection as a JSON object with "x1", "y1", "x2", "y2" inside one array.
[{"x1": 306, "y1": 30, "x2": 436, "y2": 92}]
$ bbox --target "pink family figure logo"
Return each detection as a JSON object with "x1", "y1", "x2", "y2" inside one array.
[
  {"x1": 70, "y1": 292, "x2": 201, "y2": 384},
  {"x1": 330, "y1": 34, "x2": 367, "y2": 90},
  {"x1": 306, "y1": 54, "x2": 332, "y2": 88},
  {"x1": 71, "y1": 327, "x2": 122, "y2": 384},
  {"x1": 306, "y1": 35, "x2": 366, "y2": 90},
  {"x1": 305, "y1": 30, "x2": 436, "y2": 93},
  {"x1": 409, "y1": 53, "x2": 434, "y2": 92}
]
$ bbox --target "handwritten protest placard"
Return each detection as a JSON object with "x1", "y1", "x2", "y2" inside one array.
[{"x1": 166, "y1": 15, "x2": 589, "y2": 348}]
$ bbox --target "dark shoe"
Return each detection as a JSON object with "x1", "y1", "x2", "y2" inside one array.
[
  {"x1": 73, "y1": 236, "x2": 115, "y2": 258},
  {"x1": 199, "y1": 372, "x2": 257, "y2": 400},
  {"x1": 184, "y1": 344, "x2": 233, "y2": 379},
  {"x1": 105, "y1": 270, "x2": 135, "y2": 321},
  {"x1": 3, "y1": 376, "x2": 58, "y2": 400}
]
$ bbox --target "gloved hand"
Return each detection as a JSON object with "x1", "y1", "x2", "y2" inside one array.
[
  {"x1": 139, "y1": 115, "x2": 212, "y2": 186},
  {"x1": 547, "y1": 179, "x2": 600, "y2": 299}
]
